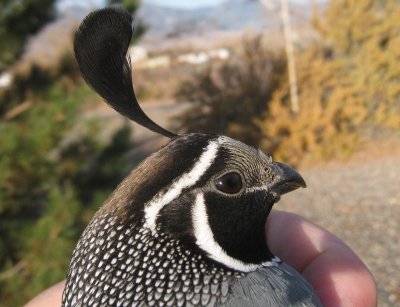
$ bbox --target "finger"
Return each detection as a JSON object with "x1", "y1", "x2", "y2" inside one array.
[
  {"x1": 266, "y1": 210, "x2": 377, "y2": 307},
  {"x1": 24, "y1": 280, "x2": 65, "y2": 307}
]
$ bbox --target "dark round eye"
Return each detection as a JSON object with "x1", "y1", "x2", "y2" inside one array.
[{"x1": 214, "y1": 172, "x2": 243, "y2": 194}]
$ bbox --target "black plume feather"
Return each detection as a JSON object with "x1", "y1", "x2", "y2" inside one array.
[{"x1": 74, "y1": 7, "x2": 176, "y2": 138}]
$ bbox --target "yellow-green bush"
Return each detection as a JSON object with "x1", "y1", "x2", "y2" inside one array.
[{"x1": 260, "y1": 0, "x2": 400, "y2": 165}]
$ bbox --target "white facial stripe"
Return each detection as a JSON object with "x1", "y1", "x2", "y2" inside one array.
[
  {"x1": 192, "y1": 193, "x2": 267, "y2": 272},
  {"x1": 193, "y1": 193, "x2": 280, "y2": 271},
  {"x1": 144, "y1": 139, "x2": 220, "y2": 232}
]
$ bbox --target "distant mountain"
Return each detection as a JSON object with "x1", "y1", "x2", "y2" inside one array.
[
  {"x1": 136, "y1": 0, "x2": 320, "y2": 49},
  {"x1": 20, "y1": 0, "x2": 325, "y2": 68}
]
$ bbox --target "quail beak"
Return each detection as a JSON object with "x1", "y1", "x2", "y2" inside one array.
[{"x1": 270, "y1": 162, "x2": 306, "y2": 195}]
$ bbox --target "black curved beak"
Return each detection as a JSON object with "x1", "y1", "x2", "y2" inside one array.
[{"x1": 270, "y1": 162, "x2": 306, "y2": 195}]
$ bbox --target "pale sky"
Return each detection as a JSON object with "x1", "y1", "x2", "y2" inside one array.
[{"x1": 57, "y1": 0, "x2": 320, "y2": 11}]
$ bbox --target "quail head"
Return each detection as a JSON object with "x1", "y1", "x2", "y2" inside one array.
[{"x1": 62, "y1": 7, "x2": 322, "y2": 307}]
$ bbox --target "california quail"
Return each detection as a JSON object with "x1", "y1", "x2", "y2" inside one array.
[{"x1": 62, "y1": 7, "x2": 322, "y2": 307}]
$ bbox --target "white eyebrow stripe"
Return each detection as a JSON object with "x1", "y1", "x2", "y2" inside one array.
[
  {"x1": 143, "y1": 138, "x2": 221, "y2": 232},
  {"x1": 192, "y1": 193, "x2": 278, "y2": 272},
  {"x1": 246, "y1": 186, "x2": 269, "y2": 193}
]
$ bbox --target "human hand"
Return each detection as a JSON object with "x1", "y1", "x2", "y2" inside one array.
[
  {"x1": 25, "y1": 210, "x2": 377, "y2": 307},
  {"x1": 267, "y1": 210, "x2": 377, "y2": 307}
]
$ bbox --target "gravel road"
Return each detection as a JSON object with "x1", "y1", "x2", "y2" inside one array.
[{"x1": 278, "y1": 146, "x2": 400, "y2": 307}]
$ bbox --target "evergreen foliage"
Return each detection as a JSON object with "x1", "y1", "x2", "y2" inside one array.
[
  {"x1": 0, "y1": 63, "x2": 134, "y2": 306},
  {"x1": 0, "y1": 1, "x2": 142, "y2": 305},
  {"x1": 0, "y1": 0, "x2": 55, "y2": 71}
]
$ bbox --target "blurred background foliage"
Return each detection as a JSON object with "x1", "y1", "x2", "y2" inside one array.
[
  {"x1": 0, "y1": 0, "x2": 399, "y2": 305},
  {"x1": 0, "y1": 0, "x2": 139, "y2": 305},
  {"x1": 261, "y1": 0, "x2": 400, "y2": 165},
  {"x1": 176, "y1": 36, "x2": 286, "y2": 147},
  {"x1": 0, "y1": 0, "x2": 55, "y2": 72}
]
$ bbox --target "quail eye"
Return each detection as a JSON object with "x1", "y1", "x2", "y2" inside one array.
[{"x1": 214, "y1": 172, "x2": 243, "y2": 194}]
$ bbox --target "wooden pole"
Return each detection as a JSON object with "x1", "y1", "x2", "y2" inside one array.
[
  {"x1": 280, "y1": 0, "x2": 300, "y2": 113},
  {"x1": 311, "y1": 0, "x2": 317, "y2": 16},
  {"x1": 260, "y1": 0, "x2": 300, "y2": 113}
]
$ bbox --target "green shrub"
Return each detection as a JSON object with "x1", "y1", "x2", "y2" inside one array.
[{"x1": 0, "y1": 69, "x2": 134, "y2": 306}]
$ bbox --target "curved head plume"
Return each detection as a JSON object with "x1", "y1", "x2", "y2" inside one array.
[{"x1": 74, "y1": 7, "x2": 176, "y2": 138}]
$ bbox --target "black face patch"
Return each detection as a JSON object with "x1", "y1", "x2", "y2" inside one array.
[{"x1": 204, "y1": 190, "x2": 275, "y2": 264}]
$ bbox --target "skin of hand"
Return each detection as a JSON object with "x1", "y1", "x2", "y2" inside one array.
[{"x1": 25, "y1": 210, "x2": 377, "y2": 307}]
